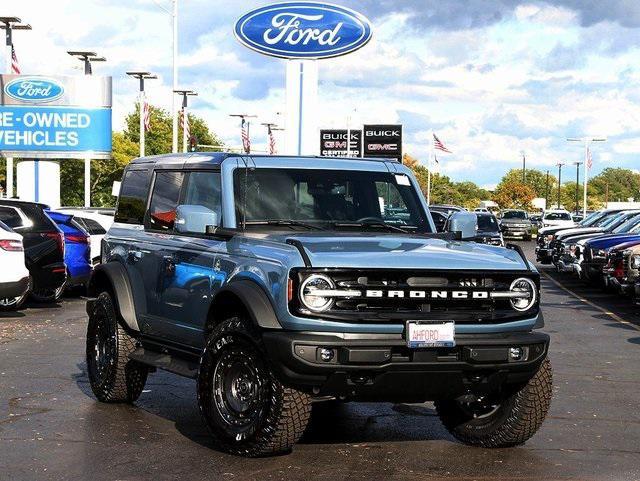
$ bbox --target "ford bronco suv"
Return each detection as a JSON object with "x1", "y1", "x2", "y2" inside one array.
[{"x1": 85, "y1": 153, "x2": 552, "y2": 456}]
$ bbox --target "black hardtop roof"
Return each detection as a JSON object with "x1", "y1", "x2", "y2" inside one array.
[
  {"x1": 0, "y1": 198, "x2": 50, "y2": 209},
  {"x1": 129, "y1": 152, "x2": 396, "y2": 168}
]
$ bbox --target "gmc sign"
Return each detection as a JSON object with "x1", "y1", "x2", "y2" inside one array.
[
  {"x1": 363, "y1": 124, "x2": 402, "y2": 162},
  {"x1": 319, "y1": 129, "x2": 362, "y2": 157}
]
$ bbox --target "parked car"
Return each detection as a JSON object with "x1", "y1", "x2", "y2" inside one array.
[
  {"x1": 541, "y1": 209, "x2": 574, "y2": 228},
  {"x1": 0, "y1": 220, "x2": 30, "y2": 311},
  {"x1": 429, "y1": 204, "x2": 466, "y2": 216},
  {"x1": 473, "y1": 212, "x2": 504, "y2": 246},
  {"x1": 430, "y1": 210, "x2": 448, "y2": 232},
  {"x1": 86, "y1": 153, "x2": 551, "y2": 457},
  {"x1": 47, "y1": 211, "x2": 92, "y2": 290},
  {"x1": 578, "y1": 226, "x2": 640, "y2": 281},
  {"x1": 57, "y1": 208, "x2": 113, "y2": 264},
  {"x1": 499, "y1": 209, "x2": 533, "y2": 240},
  {"x1": 602, "y1": 241, "x2": 640, "y2": 294},
  {"x1": 0, "y1": 200, "x2": 66, "y2": 302},
  {"x1": 473, "y1": 207, "x2": 489, "y2": 213}
]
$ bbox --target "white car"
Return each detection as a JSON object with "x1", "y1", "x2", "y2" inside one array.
[
  {"x1": 542, "y1": 210, "x2": 575, "y2": 228},
  {"x1": 57, "y1": 209, "x2": 114, "y2": 264},
  {"x1": 0, "y1": 220, "x2": 30, "y2": 311}
]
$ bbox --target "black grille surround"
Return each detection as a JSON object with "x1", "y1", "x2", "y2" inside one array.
[{"x1": 289, "y1": 268, "x2": 540, "y2": 324}]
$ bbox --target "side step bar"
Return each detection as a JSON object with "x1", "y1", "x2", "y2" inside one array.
[{"x1": 129, "y1": 347, "x2": 199, "y2": 379}]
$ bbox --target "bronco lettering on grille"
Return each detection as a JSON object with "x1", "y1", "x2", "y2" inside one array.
[{"x1": 364, "y1": 290, "x2": 489, "y2": 299}]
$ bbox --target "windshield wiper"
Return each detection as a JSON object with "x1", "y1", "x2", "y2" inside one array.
[
  {"x1": 244, "y1": 220, "x2": 325, "y2": 231},
  {"x1": 330, "y1": 220, "x2": 410, "y2": 233}
]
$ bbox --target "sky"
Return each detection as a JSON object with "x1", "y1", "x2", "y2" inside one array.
[{"x1": 5, "y1": 0, "x2": 640, "y2": 189}]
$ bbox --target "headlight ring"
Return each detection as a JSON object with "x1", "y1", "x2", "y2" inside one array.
[
  {"x1": 509, "y1": 277, "x2": 537, "y2": 312},
  {"x1": 299, "y1": 274, "x2": 336, "y2": 312}
]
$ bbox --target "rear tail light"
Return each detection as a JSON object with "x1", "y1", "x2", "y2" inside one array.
[
  {"x1": 0, "y1": 239, "x2": 23, "y2": 251},
  {"x1": 614, "y1": 260, "x2": 625, "y2": 279},
  {"x1": 66, "y1": 234, "x2": 89, "y2": 244},
  {"x1": 43, "y1": 232, "x2": 65, "y2": 256}
]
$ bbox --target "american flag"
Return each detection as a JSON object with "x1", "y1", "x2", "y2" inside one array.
[
  {"x1": 11, "y1": 45, "x2": 20, "y2": 75},
  {"x1": 433, "y1": 133, "x2": 452, "y2": 153},
  {"x1": 142, "y1": 98, "x2": 151, "y2": 132},
  {"x1": 241, "y1": 118, "x2": 251, "y2": 154},
  {"x1": 179, "y1": 107, "x2": 190, "y2": 139},
  {"x1": 267, "y1": 124, "x2": 276, "y2": 155},
  {"x1": 587, "y1": 147, "x2": 593, "y2": 170}
]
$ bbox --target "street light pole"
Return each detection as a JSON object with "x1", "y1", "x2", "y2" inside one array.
[
  {"x1": 0, "y1": 17, "x2": 31, "y2": 199},
  {"x1": 174, "y1": 89, "x2": 196, "y2": 153},
  {"x1": 557, "y1": 162, "x2": 565, "y2": 209},
  {"x1": 521, "y1": 150, "x2": 526, "y2": 184},
  {"x1": 567, "y1": 137, "x2": 607, "y2": 217},
  {"x1": 545, "y1": 170, "x2": 550, "y2": 210},
  {"x1": 573, "y1": 161, "x2": 582, "y2": 215},
  {"x1": 68, "y1": 51, "x2": 106, "y2": 207},
  {"x1": 127, "y1": 72, "x2": 157, "y2": 158}
]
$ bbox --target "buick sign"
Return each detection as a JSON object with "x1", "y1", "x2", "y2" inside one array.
[
  {"x1": 4, "y1": 77, "x2": 65, "y2": 103},
  {"x1": 234, "y1": 2, "x2": 373, "y2": 59}
]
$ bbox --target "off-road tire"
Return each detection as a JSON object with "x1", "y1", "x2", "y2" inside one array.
[
  {"x1": 435, "y1": 358, "x2": 552, "y2": 448},
  {"x1": 30, "y1": 284, "x2": 65, "y2": 303},
  {"x1": 86, "y1": 292, "x2": 148, "y2": 403},
  {"x1": 197, "y1": 317, "x2": 311, "y2": 457}
]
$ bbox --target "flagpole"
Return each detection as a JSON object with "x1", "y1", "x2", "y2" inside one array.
[
  {"x1": 567, "y1": 136, "x2": 607, "y2": 218},
  {"x1": 427, "y1": 130, "x2": 433, "y2": 205}
]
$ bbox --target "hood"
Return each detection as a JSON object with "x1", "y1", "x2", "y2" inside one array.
[
  {"x1": 500, "y1": 218, "x2": 531, "y2": 225},
  {"x1": 585, "y1": 233, "x2": 640, "y2": 250},
  {"x1": 556, "y1": 227, "x2": 603, "y2": 240},
  {"x1": 270, "y1": 233, "x2": 528, "y2": 271},
  {"x1": 539, "y1": 225, "x2": 574, "y2": 236},
  {"x1": 609, "y1": 239, "x2": 640, "y2": 253}
]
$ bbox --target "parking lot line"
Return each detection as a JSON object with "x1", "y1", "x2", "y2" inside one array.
[{"x1": 540, "y1": 270, "x2": 640, "y2": 332}]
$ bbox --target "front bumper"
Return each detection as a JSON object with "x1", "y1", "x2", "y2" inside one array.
[
  {"x1": 0, "y1": 276, "x2": 30, "y2": 299},
  {"x1": 502, "y1": 226, "x2": 531, "y2": 238},
  {"x1": 263, "y1": 330, "x2": 549, "y2": 402},
  {"x1": 535, "y1": 246, "x2": 553, "y2": 263}
]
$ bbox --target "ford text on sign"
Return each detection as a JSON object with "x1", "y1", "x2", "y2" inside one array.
[
  {"x1": 0, "y1": 107, "x2": 111, "y2": 152},
  {"x1": 234, "y1": 2, "x2": 373, "y2": 59},
  {"x1": 4, "y1": 77, "x2": 65, "y2": 103}
]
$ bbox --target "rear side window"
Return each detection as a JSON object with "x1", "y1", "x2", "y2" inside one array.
[
  {"x1": 148, "y1": 171, "x2": 184, "y2": 231},
  {"x1": 115, "y1": 169, "x2": 150, "y2": 224},
  {"x1": 0, "y1": 206, "x2": 24, "y2": 229}
]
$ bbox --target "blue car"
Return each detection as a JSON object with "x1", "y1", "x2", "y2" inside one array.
[
  {"x1": 46, "y1": 211, "x2": 92, "y2": 290},
  {"x1": 85, "y1": 153, "x2": 552, "y2": 456}
]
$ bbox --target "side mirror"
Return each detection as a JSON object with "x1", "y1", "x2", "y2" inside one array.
[
  {"x1": 448, "y1": 211, "x2": 478, "y2": 240},
  {"x1": 175, "y1": 205, "x2": 219, "y2": 234}
]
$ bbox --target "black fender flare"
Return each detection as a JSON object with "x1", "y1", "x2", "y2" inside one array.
[
  {"x1": 212, "y1": 280, "x2": 282, "y2": 330},
  {"x1": 87, "y1": 262, "x2": 140, "y2": 332}
]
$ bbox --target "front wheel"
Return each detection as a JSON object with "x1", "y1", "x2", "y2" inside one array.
[
  {"x1": 197, "y1": 317, "x2": 311, "y2": 456},
  {"x1": 435, "y1": 358, "x2": 552, "y2": 448}
]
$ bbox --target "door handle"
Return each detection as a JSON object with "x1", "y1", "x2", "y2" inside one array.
[{"x1": 163, "y1": 255, "x2": 176, "y2": 276}]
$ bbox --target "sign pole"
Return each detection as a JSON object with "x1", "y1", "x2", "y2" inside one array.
[
  {"x1": 84, "y1": 157, "x2": 91, "y2": 207},
  {"x1": 139, "y1": 91, "x2": 145, "y2": 157}
]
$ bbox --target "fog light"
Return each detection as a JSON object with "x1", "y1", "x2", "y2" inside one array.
[
  {"x1": 319, "y1": 348, "x2": 334, "y2": 362},
  {"x1": 509, "y1": 347, "x2": 523, "y2": 361}
]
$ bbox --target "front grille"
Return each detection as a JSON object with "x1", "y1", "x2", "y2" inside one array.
[{"x1": 290, "y1": 269, "x2": 539, "y2": 324}]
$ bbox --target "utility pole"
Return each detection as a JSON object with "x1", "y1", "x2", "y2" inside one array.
[
  {"x1": 567, "y1": 137, "x2": 607, "y2": 217},
  {"x1": 0, "y1": 17, "x2": 31, "y2": 199},
  {"x1": 174, "y1": 89, "x2": 197, "y2": 153},
  {"x1": 545, "y1": 170, "x2": 550, "y2": 210},
  {"x1": 521, "y1": 150, "x2": 526, "y2": 184},
  {"x1": 127, "y1": 72, "x2": 157, "y2": 158},
  {"x1": 557, "y1": 162, "x2": 565, "y2": 209},
  {"x1": 68, "y1": 51, "x2": 106, "y2": 207},
  {"x1": 573, "y1": 161, "x2": 582, "y2": 215}
]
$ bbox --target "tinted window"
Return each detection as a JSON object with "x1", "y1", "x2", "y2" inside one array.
[
  {"x1": 75, "y1": 217, "x2": 106, "y2": 235},
  {"x1": 502, "y1": 210, "x2": 527, "y2": 219},
  {"x1": 477, "y1": 215, "x2": 498, "y2": 231},
  {"x1": 0, "y1": 206, "x2": 23, "y2": 229},
  {"x1": 183, "y1": 171, "x2": 222, "y2": 218},
  {"x1": 148, "y1": 171, "x2": 184, "y2": 231},
  {"x1": 544, "y1": 212, "x2": 572, "y2": 220},
  {"x1": 115, "y1": 169, "x2": 150, "y2": 224}
]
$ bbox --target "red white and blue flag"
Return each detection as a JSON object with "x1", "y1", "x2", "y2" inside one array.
[
  {"x1": 433, "y1": 133, "x2": 452, "y2": 153},
  {"x1": 11, "y1": 45, "x2": 20, "y2": 74},
  {"x1": 241, "y1": 118, "x2": 251, "y2": 154},
  {"x1": 267, "y1": 124, "x2": 276, "y2": 155},
  {"x1": 143, "y1": 97, "x2": 151, "y2": 132},
  {"x1": 587, "y1": 147, "x2": 593, "y2": 170}
]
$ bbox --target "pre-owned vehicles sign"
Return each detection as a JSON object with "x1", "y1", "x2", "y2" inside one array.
[
  {"x1": 363, "y1": 124, "x2": 402, "y2": 161},
  {"x1": 0, "y1": 74, "x2": 112, "y2": 159},
  {"x1": 320, "y1": 129, "x2": 362, "y2": 157}
]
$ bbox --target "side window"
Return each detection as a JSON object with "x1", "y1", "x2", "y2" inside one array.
[
  {"x1": 0, "y1": 206, "x2": 24, "y2": 229},
  {"x1": 114, "y1": 170, "x2": 150, "y2": 224},
  {"x1": 177, "y1": 171, "x2": 222, "y2": 234},
  {"x1": 148, "y1": 171, "x2": 184, "y2": 231}
]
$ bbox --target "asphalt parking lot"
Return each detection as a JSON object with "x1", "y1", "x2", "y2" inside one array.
[{"x1": 1, "y1": 241, "x2": 640, "y2": 481}]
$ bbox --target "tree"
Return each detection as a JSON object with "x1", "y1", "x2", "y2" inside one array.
[
  {"x1": 497, "y1": 168, "x2": 556, "y2": 199},
  {"x1": 590, "y1": 168, "x2": 640, "y2": 203},
  {"x1": 493, "y1": 181, "x2": 536, "y2": 210}
]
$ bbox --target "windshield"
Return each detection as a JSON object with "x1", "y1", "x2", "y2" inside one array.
[
  {"x1": 544, "y1": 212, "x2": 572, "y2": 221},
  {"x1": 233, "y1": 168, "x2": 431, "y2": 232},
  {"x1": 612, "y1": 214, "x2": 640, "y2": 234},
  {"x1": 502, "y1": 210, "x2": 527, "y2": 220},
  {"x1": 477, "y1": 215, "x2": 499, "y2": 232},
  {"x1": 580, "y1": 211, "x2": 604, "y2": 226},
  {"x1": 598, "y1": 212, "x2": 625, "y2": 230}
]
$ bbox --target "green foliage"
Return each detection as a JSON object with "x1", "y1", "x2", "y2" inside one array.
[
  {"x1": 497, "y1": 168, "x2": 557, "y2": 199},
  {"x1": 590, "y1": 168, "x2": 640, "y2": 203},
  {"x1": 493, "y1": 181, "x2": 536, "y2": 210}
]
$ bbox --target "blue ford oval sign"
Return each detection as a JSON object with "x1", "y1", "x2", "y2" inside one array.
[
  {"x1": 234, "y1": 2, "x2": 373, "y2": 59},
  {"x1": 4, "y1": 76, "x2": 65, "y2": 103}
]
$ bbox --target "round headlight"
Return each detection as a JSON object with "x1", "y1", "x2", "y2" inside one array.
[
  {"x1": 545, "y1": 234, "x2": 554, "y2": 242},
  {"x1": 509, "y1": 277, "x2": 537, "y2": 312},
  {"x1": 299, "y1": 274, "x2": 335, "y2": 312},
  {"x1": 631, "y1": 255, "x2": 640, "y2": 270}
]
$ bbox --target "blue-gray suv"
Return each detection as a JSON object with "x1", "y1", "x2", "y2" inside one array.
[{"x1": 85, "y1": 153, "x2": 552, "y2": 456}]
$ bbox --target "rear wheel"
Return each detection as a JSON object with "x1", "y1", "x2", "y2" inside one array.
[
  {"x1": 30, "y1": 284, "x2": 65, "y2": 303},
  {"x1": 86, "y1": 292, "x2": 148, "y2": 403},
  {"x1": 197, "y1": 317, "x2": 311, "y2": 456},
  {"x1": 435, "y1": 358, "x2": 552, "y2": 448},
  {"x1": 0, "y1": 279, "x2": 30, "y2": 311}
]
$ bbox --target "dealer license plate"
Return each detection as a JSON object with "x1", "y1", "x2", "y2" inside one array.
[{"x1": 406, "y1": 321, "x2": 455, "y2": 348}]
